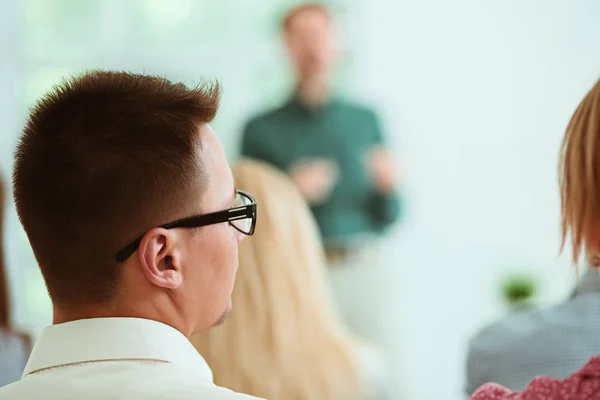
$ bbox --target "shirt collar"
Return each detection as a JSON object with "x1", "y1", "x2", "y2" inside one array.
[
  {"x1": 23, "y1": 317, "x2": 213, "y2": 381},
  {"x1": 287, "y1": 93, "x2": 338, "y2": 117}
]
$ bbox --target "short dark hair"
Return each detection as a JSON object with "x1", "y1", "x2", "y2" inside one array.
[
  {"x1": 13, "y1": 71, "x2": 220, "y2": 307},
  {"x1": 282, "y1": 3, "x2": 331, "y2": 32}
]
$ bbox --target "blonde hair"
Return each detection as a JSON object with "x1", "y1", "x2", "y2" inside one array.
[
  {"x1": 191, "y1": 160, "x2": 363, "y2": 400},
  {"x1": 560, "y1": 78, "x2": 600, "y2": 264}
]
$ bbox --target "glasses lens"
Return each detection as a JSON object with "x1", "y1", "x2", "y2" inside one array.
[{"x1": 230, "y1": 192, "x2": 252, "y2": 234}]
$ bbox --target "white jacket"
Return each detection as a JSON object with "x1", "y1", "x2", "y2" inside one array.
[{"x1": 0, "y1": 317, "x2": 262, "y2": 399}]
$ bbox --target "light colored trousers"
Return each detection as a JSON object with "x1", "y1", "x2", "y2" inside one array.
[{"x1": 327, "y1": 243, "x2": 403, "y2": 399}]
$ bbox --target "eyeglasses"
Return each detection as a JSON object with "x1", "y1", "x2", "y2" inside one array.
[{"x1": 114, "y1": 190, "x2": 257, "y2": 262}]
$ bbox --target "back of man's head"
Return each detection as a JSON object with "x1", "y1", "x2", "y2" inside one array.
[{"x1": 13, "y1": 71, "x2": 219, "y2": 309}]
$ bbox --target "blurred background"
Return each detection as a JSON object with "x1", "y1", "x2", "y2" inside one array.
[{"x1": 1, "y1": 0, "x2": 600, "y2": 399}]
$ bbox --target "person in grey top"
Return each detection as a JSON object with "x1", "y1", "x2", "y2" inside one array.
[
  {"x1": 0, "y1": 173, "x2": 32, "y2": 387},
  {"x1": 465, "y1": 268, "x2": 600, "y2": 394},
  {"x1": 0, "y1": 329, "x2": 31, "y2": 387}
]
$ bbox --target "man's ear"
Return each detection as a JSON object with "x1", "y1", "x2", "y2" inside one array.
[{"x1": 137, "y1": 228, "x2": 183, "y2": 290}]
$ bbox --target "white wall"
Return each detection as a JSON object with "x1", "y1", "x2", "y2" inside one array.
[
  {"x1": 0, "y1": 0, "x2": 365, "y2": 335},
  {"x1": 352, "y1": 1, "x2": 600, "y2": 399}
]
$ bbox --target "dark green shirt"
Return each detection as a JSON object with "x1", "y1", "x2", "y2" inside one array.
[{"x1": 241, "y1": 97, "x2": 401, "y2": 245}]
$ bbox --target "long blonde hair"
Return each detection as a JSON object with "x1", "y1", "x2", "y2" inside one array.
[
  {"x1": 560, "y1": 78, "x2": 600, "y2": 263},
  {"x1": 192, "y1": 160, "x2": 363, "y2": 400}
]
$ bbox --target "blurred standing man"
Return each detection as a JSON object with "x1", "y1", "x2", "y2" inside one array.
[
  {"x1": 242, "y1": 3, "x2": 401, "y2": 264},
  {"x1": 241, "y1": 3, "x2": 402, "y2": 386}
]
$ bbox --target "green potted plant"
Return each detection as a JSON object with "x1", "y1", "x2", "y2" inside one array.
[{"x1": 502, "y1": 275, "x2": 537, "y2": 310}]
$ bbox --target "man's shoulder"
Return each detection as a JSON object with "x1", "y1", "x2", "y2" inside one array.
[
  {"x1": 150, "y1": 383, "x2": 262, "y2": 400},
  {"x1": 0, "y1": 386, "x2": 261, "y2": 400},
  {"x1": 468, "y1": 307, "x2": 552, "y2": 355},
  {"x1": 468, "y1": 297, "x2": 599, "y2": 357},
  {"x1": 0, "y1": 379, "x2": 31, "y2": 399},
  {"x1": 0, "y1": 363, "x2": 264, "y2": 400},
  {"x1": 130, "y1": 363, "x2": 264, "y2": 399},
  {"x1": 0, "y1": 378, "x2": 263, "y2": 400},
  {"x1": 188, "y1": 386, "x2": 262, "y2": 399}
]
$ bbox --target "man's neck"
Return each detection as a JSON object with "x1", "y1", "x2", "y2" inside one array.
[
  {"x1": 297, "y1": 75, "x2": 330, "y2": 107},
  {"x1": 53, "y1": 306, "x2": 117, "y2": 325},
  {"x1": 52, "y1": 303, "x2": 193, "y2": 337}
]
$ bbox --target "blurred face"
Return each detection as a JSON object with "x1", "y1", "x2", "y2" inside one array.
[
  {"x1": 284, "y1": 9, "x2": 338, "y2": 80},
  {"x1": 184, "y1": 125, "x2": 246, "y2": 333}
]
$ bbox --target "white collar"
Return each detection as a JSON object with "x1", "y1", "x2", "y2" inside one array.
[{"x1": 23, "y1": 317, "x2": 213, "y2": 381}]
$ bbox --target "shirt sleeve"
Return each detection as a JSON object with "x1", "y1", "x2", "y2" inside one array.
[
  {"x1": 365, "y1": 111, "x2": 402, "y2": 228},
  {"x1": 367, "y1": 192, "x2": 401, "y2": 229}
]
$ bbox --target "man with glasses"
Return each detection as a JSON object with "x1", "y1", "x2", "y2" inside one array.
[{"x1": 0, "y1": 71, "x2": 260, "y2": 399}]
